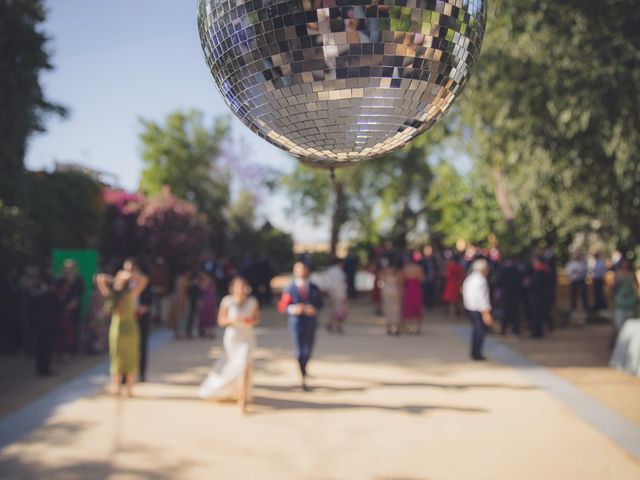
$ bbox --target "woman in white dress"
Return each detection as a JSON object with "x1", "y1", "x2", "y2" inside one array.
[{"x1": 199, "y1": 276, "x2": 260, "y2": 413}]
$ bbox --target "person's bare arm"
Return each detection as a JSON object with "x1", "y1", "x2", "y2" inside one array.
[
  {"x1": 250, "y1": 302, "x2": 261, "y2": 326},
  {"x1": 218, "y1": 303, "x2": 230, "y2": 327},
  {"x1": 95, "y1": 274, "x2": 113, "y2": 297}
]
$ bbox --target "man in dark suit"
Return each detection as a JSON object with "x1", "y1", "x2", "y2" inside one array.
[{"x1": 278, "y1": 261, "x2": 323, "y2": 391}]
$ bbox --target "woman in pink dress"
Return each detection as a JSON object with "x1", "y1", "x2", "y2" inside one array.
[
  {"x1": 442, "y1": 255, "x2": 465, "y2": 317},
  {"x1": 402, "y1": 256, "x2": 425, "y2": 334}
]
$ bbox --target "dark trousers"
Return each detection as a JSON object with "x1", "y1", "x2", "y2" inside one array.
[
  {"x1": 570, "y1": 280, "x2": 589, "y2": 311},
  {"x1": 35, "y1": 327, "x2": 55, "y2": 375},
  {"x1": 288, "y1": 316, "x2": 317, "y2": 377},
  {"x1": 501, "y1": 298, "x2": 521, "y2": 335},
  {"x1": 138, "y1": 314, "x2": 151, "y2": 381},
  {"x1": 592, "y1": 278, "x2": 607, "y2": 310},
  {"x1": 422, "y1": 281, "x2": 435, "y2": 309},
  {"x1": 346, "y1": 274, "x2": 357, "y2": 299},
  {"x1": 468, "y1": 310, "x2": 487, "y2": 359}
]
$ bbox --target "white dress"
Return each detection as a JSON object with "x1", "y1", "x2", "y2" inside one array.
[{"x1": 199, "y1": 296, "x2": 257, "y2": 400}]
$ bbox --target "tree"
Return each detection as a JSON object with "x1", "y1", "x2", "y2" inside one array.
[
  {"x1": 14, "y1": 171, "x2": 105, "y2": 263},
  {"x1": 0, "y1": 0, "x2": 67, "y2": 201},
  {"x1": 281, "y1": 124, "x2": 447, "y2": 253},
  {"x1": 459, "y1": 0, "x2": 640, "y2": 252},
  {"x1": 427, "y1": 162, "x2": 507, "y2": 248},
  {"x1": 137, "y1": 187, "x2": 207, "y2": 275},
  {"x1": 139, "y1": 110, "x2": 231, "y2": 251}
]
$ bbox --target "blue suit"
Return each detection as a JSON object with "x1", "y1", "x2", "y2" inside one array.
[{"x1": 284, "y1": 282, "x2": 323, "y2": 377}]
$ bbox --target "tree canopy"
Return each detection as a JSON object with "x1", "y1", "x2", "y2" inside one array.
[{"x1": 0, "y1": 0, "x2": 67, "y2": 201}]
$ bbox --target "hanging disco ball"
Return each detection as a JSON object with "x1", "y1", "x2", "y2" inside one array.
[{"x1": 198, "y1": 0, "x2": 487, "y2": 168}]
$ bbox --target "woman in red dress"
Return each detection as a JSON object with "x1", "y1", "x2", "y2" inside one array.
[
  {"x1": 402, "y1": 255, "x2": 425, "y2": 334},
  {"x1": 442, "y1": 255, "x2": 465, "y2": 317}
]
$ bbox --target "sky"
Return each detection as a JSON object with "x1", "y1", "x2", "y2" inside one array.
[{"x1": 26, "y1": 0, "x2": 328, "y2": 243}]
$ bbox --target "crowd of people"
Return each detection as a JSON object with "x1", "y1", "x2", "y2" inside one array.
[
  {"x1": 368, "y1": 244, "x2": 638, "y2": 348},
  {"x1": 1, "y1": 241, "x2": 637, "y2": 413},
  {"x1": 0, "y1": 260, "x2": 86, "y2": 377}
]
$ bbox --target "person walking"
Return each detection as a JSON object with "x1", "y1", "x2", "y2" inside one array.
[
  {"x1": 612, "y1": 259, "x2": 638, "y2": 332},
  {"x1": 278, "y1": 261, "x2": 323, "y2": 391},
  {"x1": 324, "y1": 257, "x2": 348, "y2": 334},
  {"x1": 565, "y1": 252, "x2": 589, "y2": 311},
  {"x1": 442, "y1": 254, "x2": 465, "y2": 317},
  {"x1": 96, "y1": 267, "x2": 149, "y2": 398},
  {"x1": 462, "y1": 259, "x2": 493, "y2": 361},
  {"x1": 591, "y1": 252, "x2": 608, "y2": 311},
  {"x1": 402, "y1": 255, "x2": 425, "y2": 334},
  {"x1": 199, "y1": 276, "x2": 260, "y2": 413}
]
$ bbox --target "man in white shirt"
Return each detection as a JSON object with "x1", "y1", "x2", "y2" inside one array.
[{"x1": 463, "y1": 259, "x2": 493, "y2": 361}]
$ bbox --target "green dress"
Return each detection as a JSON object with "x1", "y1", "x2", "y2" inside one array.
[{"x1": 109, "y1": 291, "x2": 140, "y2": 376}]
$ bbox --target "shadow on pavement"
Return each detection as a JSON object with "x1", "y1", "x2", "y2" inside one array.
[{"x1": 251, "y1": 395, "x2": 488, "y2": 415}]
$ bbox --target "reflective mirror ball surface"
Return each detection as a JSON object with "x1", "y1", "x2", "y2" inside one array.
[{"x1": 198, "y1": 0, "x2": 486, "y2": 167}]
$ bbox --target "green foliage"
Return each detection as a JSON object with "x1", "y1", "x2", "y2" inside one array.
[
  {"x1": 0, "y1": 200, "x2": 37, "y2": 272},
  {"x1": 139, "y1": 110, "x2": 231, "y2": 251},
  {"x1": 0, "y1": 172, "x2": 104, "y2": 267},
  {"x1": 460, "y1": 0, "x2": 640, "y2": 251},
  {"x1": 427, "y1": 162, "x2": 507, "y2": 247},
  {"x1": 0, "y1": 0, "x2": 67, "y2": 201},
  {"x1": 226, "y1": 190, "x2": 293, "y2": 273}
]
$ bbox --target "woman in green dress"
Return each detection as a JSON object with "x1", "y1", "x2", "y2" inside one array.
[
  {"x1": 97, "y1": 265, "x2": 149, "y2": 397},
  {"x1": 613, "y1": 259, "x2": 638, "y2": 332}
]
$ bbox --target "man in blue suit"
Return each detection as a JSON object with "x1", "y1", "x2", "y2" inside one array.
[{"x1": 278, "y1": 261, "x2": 323, "y2": 391}]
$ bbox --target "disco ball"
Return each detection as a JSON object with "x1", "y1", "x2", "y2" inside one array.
[{"x1": 198, "y1": 0, "x2": 486, "y2": 167}]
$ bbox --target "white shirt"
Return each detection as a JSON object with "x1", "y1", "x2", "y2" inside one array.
[
  {"x1": 324, "y1": 265, "x2": 347, "y2": 301},
  {"x1": 463, "y1": 271, "x2": 491, "y2": 312},
  {"x1": 566, "y1": 260, "x2": 588, "y2": 281},
  {"x1": 592, "y1": 259, "x2": 607, "y2": 279}
]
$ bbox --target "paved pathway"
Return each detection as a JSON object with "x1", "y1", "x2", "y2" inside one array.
[{"x1": 1, "y1": 307, "x2": 639, "y2": 480}]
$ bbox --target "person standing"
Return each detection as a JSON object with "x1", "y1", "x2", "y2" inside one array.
[
  {"x1": 565, "y1": 252, "x2": 589, "y2": 311},
  {"x1": 343, "y1": 251, "x2": 359, "y2": 299},
  {"x1": 96, "y1": 267, "x2": 149, "y2": 397},
  {"x1": 198, "y1": 271, "x2": 218, "y2": 338},
  {"x1": 498, "y1": 256, "x2": 524, "y2": 336},
  {"x1": 612, "y1": 259, "x2": 638, "y2": 332},
  {"x1": 32, "y1": 278, "x2": 68, "y2": 376},
  {"x1": 527, "y1": 256, "x2": 552, "y2": 338},
  {"x1": 199, "y1": 276, "x2": 260, "y2": 413},
  {"x1": 591, "y1": 252, "x2": 608, "y2": 311},
  {"x1": 324, "y1": 257, "x2": 348, "y2": 334},
  {"x1": 278, "y1": 262, "x2": 323, "y2": 391},
  {"x1": 62, "y1": 260, "x2": 85, "y2": 354},
  {"x1": 421, "y1": 246, "x2": 436, "y2": 310},
  {"x1": 463, "y1": 259, "x2": 493, "y2": 361},
  {"x1": 381, "y1": 256, "x2": 404, "y2": 336},
  {"x1": 442, "y1": 254, "x2": 465, "y2": 317},
  {"x1": 186, "y1": 270, "x2": 201, "y2": 338},
  {"x1": 137, "y1": 276, "x2": 153, "y2": 383},
  {"x1": 402, "y1": 255, "x2": 425, "y2": 334}
]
